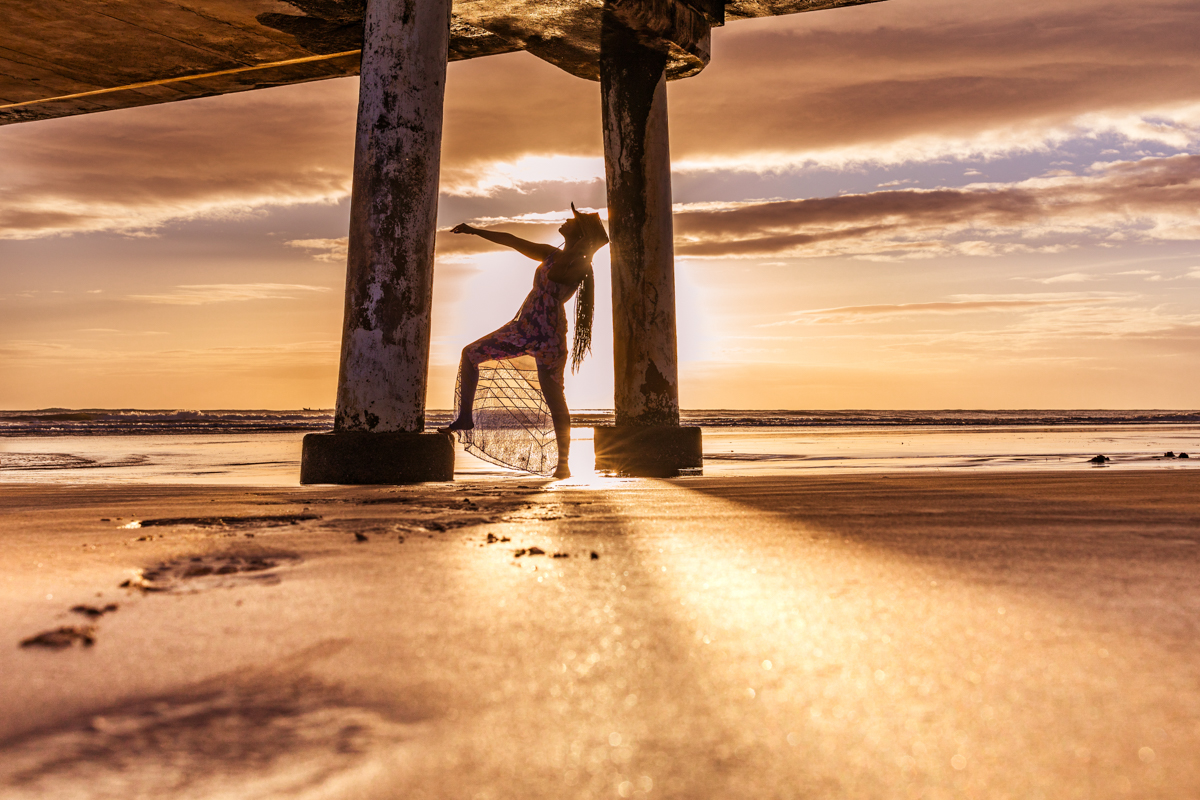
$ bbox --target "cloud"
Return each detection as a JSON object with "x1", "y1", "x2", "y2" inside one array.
[
  {"x1": 75, "y1": 328, "x2": 168, "y2": 336},
  {"x1": 0, "y1": 80, "x2": 358, "y2": 240},
  {"x1": 286, "y1": 237, "x2": 349, "y2": 263},
  {"x1": 742, "y1": 295, "x2": 1200, "y2": 379},
  {"x1": 1, "y1": 0, "x2": 1197, "y2": 241},
  {"x1": 773, "y1": 294, "x2": 1122, "y2": 324},
  {"x1": 0, "y1": 339, "x2": 341, "y2": 386},
  {"x1": 668, "y1": 0, "x2": 1200, "y2": 170},
  {"x1": 440, "y1": 155, "x2": 604, "y2": 198},
  {"x1": 466, "y1": 207, "x2": 606, "y2": 225},
  {"x1": 128, "y1": 284, "x2": 332, "y2": 305},
  {"x1": 1032, "y1": 273, "x2": 1097, "y2": 284},
  {"x1": 669, "y1": 154, "x2": 1200, "y2": 258},
  {"x1": 434, "y1": 222, "x2": 564, "y2": 257}
]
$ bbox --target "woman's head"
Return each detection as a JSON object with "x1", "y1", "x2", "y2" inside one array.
[
  {"x1": 558, "y1": 218, "x2": 581, "y2": 242},
  {"x1": 567, "y1": 203, "x2": 610, "y2": 256}
]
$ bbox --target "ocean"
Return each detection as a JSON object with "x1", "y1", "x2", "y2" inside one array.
[
  {"x1": 3, "y1": 408, "x2": 1200, "y2": 437},
  {"x1": 1, "y1": 408, "x2": 1198, "y2": 484}
]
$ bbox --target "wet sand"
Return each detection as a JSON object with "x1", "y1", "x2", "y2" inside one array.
[
  {"x1": 2, "y1": 471, "x2": 1199, "y2": 799},
  {"x1": 3, "y1": 423, "x2": 1199, "y2": 485}
]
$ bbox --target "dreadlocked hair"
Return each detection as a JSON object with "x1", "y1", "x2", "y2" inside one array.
[
  {"x1": 570, "y1": 266, "x2": 595, "y2": 373},
  {"x1": 566, "y1": 203, "x2": 607, "y2": 373}
]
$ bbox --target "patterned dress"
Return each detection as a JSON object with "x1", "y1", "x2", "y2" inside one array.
[
  {"x1": 455, "y1": 251, "x2": 580, "y2": 476},
  {"x1": 463, "y1": 251, "x2": 579, "y2": 387}
]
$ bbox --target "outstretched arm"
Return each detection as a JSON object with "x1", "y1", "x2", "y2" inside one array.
[{"x1": 451, "y1": 223, "x2": 557, "y2": 262}]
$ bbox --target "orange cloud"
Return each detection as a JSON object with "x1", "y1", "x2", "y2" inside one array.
[
  {"x1": 0, "y1": 79, "x2": 357, "y2": 239},
  {"x1": 128, "y1": 284, "x2": 332, "y2": 305},
  {"x1": 669, "y1": 0, "x2": 1200, "y2": 164},
  {"x1": 2, "y1": 0, "x2": 1197, "y2": 241},
  {"x1": 671, "y1": 155, "x2": 1200, "y2": 258},
  {"x1": 774, "y1": 295, "x2": 1123, "y2": 324}
]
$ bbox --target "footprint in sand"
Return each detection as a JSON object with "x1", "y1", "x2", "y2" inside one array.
[
  {"x1": 71, "y1": 604, "x2": 118, "y2": 618},
  {"x1": 19, "y1": 626, "x2": 96, "y2": 649},
  {"x1": 0, "y1": 672, "x2": 421, "y2": 799},
  {"x1": 19, "y1": 605, "x2": 120, "y2": 650},
  {"x1": 120, "y1": 551, "x2": 302, "y2": 594}
]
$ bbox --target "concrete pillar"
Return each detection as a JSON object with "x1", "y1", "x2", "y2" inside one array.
[
  {"x1": 593, "y1": 7, "x2": 702, "y2": 477},
  {"x1": 301, "y1": 0, "x2": 453, "y2": 484}
]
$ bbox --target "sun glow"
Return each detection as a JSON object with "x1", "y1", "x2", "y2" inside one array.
[{"x1": 442, "y1": 155, "x2": 605, "y2": 197}]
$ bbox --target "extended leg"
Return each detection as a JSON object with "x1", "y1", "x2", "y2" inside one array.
[{"x1": 538, "y1": 364, "x2": 572, "y2": 479}]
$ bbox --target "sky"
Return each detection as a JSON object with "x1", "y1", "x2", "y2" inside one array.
[{"x1": 1, "y1": 0, "x2": 1199, "y2": 411}]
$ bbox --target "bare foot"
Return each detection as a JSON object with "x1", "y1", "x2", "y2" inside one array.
[
  {"x1": 437, "y1": 418, "x2": 474, "y2": 434},
  {"x1": 553, "y1": 463, "x2": 571, "y2": 479}
]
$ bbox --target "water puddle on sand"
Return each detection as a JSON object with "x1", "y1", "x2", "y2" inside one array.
[{"x1": 0, "y1": 453, "x2": 150, "y2": 470}]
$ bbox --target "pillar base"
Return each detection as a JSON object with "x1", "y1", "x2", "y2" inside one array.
[
  {"x1": 593, "y1": 426, "x2": 703, "y2": 477},
  {"x1": 301, "y1": 431, "x2": 454, "y2": 484}
]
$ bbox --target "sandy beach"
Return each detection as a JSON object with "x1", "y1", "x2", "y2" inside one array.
[{"x1": 2, "y1": 467, "x2": 1198, "y2": 799}]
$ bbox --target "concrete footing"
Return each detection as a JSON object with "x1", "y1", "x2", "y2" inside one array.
[
  {"x1": 300, "y1": 432, "x2": 454, "y2": 485},
  {"x1": 594, "y1": 426, "x2": 703, "y2": 477}
]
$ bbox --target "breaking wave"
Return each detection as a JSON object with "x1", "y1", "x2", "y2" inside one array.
[{"x1": 1, "y1": 408, "x2": 1197, "y2": 437}]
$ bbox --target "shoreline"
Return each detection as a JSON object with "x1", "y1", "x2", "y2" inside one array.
[{"x1": 3, "y1": 424, "x2": 1198, "y2": 486}]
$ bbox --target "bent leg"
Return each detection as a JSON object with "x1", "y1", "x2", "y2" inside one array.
[
  {"x1": 538, "y1": 364, "x2": 571, "y2": 478},
  {"x1": 441, "y1": 330, "x2": 528, "y2": 432},
  {"x1": 439, "y1": 351, "x2": 480, "y2": 432}
]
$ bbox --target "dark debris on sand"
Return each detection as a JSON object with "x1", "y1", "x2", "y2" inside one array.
[
  {"x1": 71, "y1": 604, "x2": 118, "y2": 618},
  {"x1": 132, "y1": 513, "x2": 321, "y2": 529},
  {"x1": 513, "y1": 546, "x2": 546, "y2": 557},
  {"x1": 21, "y1": 626, "x2": 96, "y2": 649}
]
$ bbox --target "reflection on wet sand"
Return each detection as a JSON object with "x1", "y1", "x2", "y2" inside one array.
[{"x1": 1, "y1": 469, "x2": 1198, "y2": 798}]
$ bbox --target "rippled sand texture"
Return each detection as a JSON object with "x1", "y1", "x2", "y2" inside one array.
[{"x1": 2, "y1": 472, "x2": 1198, "y2": 799}]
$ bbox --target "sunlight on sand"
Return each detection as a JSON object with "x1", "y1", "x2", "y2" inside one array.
[{"x1": 549, "y1": 429, "x2": 639, "y2": 491}]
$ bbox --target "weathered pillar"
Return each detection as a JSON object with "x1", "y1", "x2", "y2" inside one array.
[
  {"x1": 301, "y1": 0, "x2": 453, "y2": 484},
  {"x1": 593, "y1": 7, "x2": 702, "y2": 477}
]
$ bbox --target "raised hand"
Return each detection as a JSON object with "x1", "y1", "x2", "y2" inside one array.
[{"x1": 451, "y1": 223, "x2": 475, "y2": 234}]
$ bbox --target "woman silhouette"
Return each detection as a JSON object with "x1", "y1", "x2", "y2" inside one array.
[{"x1": 439, "y1": 204, "x2": 609, "y2": 479}]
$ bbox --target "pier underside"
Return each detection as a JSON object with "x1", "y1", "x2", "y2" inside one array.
[{"x1": 0, "y1": 0, "x2": 880, "y2": 125}]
